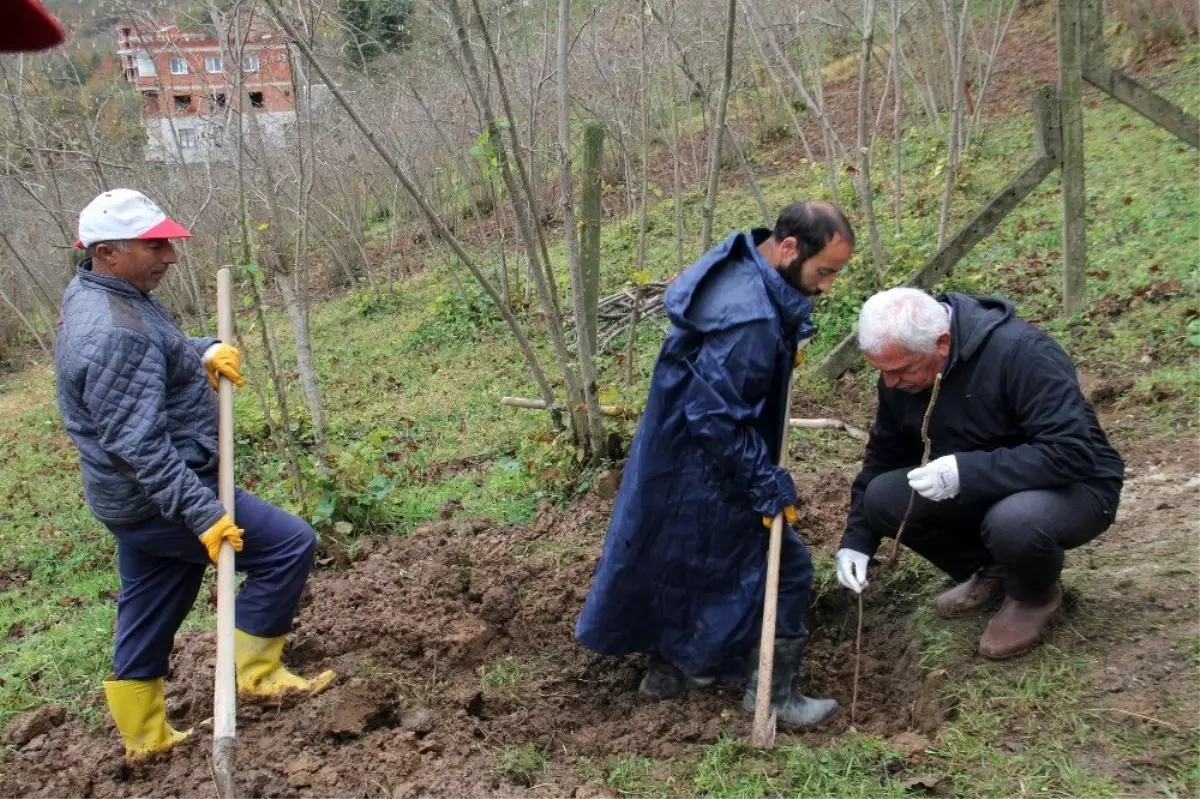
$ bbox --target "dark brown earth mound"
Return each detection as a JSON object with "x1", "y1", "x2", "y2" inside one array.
[{"x1": 0, "y1": 472, "x2": 935, "y2": 799}]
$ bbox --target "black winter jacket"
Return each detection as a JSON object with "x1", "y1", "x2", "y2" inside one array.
[{"x1": 840, "y1": 292, "x2": 1124, "y2": 557}]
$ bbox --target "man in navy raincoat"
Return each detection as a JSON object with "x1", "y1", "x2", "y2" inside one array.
[{"x1": 576, "y1": 202, "x2": 855, "y2": 726}]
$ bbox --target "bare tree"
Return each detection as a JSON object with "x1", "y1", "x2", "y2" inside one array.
[
  {"x1": 937, "y1": 0, "x2": 972, "y2": 247},
  {"x1": 556, "y1": 0, "x2": 607, "y2": 457},
  {"x1": 264, "y1": 0, "x2": 567, "y2": 436},
  {"x1": 663, "y1": 4, "x2": 686, "y2": 277},
  {"x1": 963, "y1": 0, "x2": 1020, "y2": 155},
  {"x1": 855, "y1": 0, "x2": 886, "y2": 273},
  {"x1": 743, "y1": 0, "x2": 845, "y2": 198},
  {"x1": 469, "y1": 0, "x2": 562, "y2": 314},
  {"x1": 892, "y1": 0, "x2": 904, "y2": 233},
  {"x1": 700, "y1": 0, "x2": 737, "y2": 252},
  {"x1": 742, "y1": 5, "x2": 816, "y2": 162},
  {"x1": 0, "y1": 271, "x2": 48, "y2": 353},
  {"x1": 210, "y1": 0, "x2": 333, "y2": 465},
  {"x1": 446, "y1": 0, "x2": 587, "y2": 439}
]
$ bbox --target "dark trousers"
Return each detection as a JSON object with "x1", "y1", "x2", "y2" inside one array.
[
  {"x1": 862, "y1": 468, "x2": 1118, "y2": 600},
  {"x1": 106, "y1": 484, "x2": 317, "y2": 680}
]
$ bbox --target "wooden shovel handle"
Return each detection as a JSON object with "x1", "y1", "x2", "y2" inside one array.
[
  {"x1": 214, "y1": 268, "x2": 237, "y2": 798},
  {"x1": 750, "y1": 336, "x2": 811, "y2": 748}
]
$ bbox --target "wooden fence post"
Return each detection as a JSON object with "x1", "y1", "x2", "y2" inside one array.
[
  {"x1": 1058, "y1": 0, "x2": 1087, "y2": 315},
  {"x1": 581, "y1": 121, "x2": 604, "y2": 356},
  {"x1": 814, "y1": 89, "x2": 1061, "y2": 380}
]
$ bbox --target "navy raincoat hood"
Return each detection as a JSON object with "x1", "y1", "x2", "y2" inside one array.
[{"x1": 576, "y1": 230, "x2": 818, "y2": 677}]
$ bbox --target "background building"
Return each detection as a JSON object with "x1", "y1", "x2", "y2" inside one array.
[{"x1": 115, "y1": 20, "x2": 303, "y2": 163}]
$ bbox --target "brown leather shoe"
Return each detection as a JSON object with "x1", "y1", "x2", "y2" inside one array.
[
  {"x1": 978, "y1": 583, "x2": 1064, "y2": 660},
  {"x1": 933, "y1": 565, "x2": 1006, "y2": 618}
]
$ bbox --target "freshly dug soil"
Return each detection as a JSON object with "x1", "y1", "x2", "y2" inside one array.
[{"x1": 0, "y1": 472, "x2": 935, "y2": 799}]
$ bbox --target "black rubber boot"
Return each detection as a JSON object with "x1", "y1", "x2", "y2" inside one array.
[
  {"x1": 741, "y1": 637, "x2": 838, "y2": 726},
  {"x1": 638, "y1": 657, "x2": 713, "y2": 700}
]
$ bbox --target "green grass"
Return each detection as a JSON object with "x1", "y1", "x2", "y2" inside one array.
[
  {"x1": 493, "y1": 742, "x2": 547, "y2": 787},
  {"x1": 688, "y1": 735, "x2": 909, "y2": 798},
  {"x1": 481, "y1": 654, "x2": 524, "y2": 699}
]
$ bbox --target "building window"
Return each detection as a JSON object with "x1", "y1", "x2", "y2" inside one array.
[
  {"x1": 142, "y1": 91, "x2": 159, "y2": 115},
  {"x1": 205, "y1": 56, "x2": 223, "y2": 73},
  {"x1": 243, "y1": 54, "x2": 260, "y2": 73},
  {"x1": 169, "y1": 57, "x2": 188, "y2": 75},
  {"x1": 249, "y1": 91, "x2": 264, "y2": 108},
  {"x1": 173, "y1": 94, "x2": 193, "y2": 113},
  {"x1": 207, "y1": 93, "x2": 227, "y2": 111},
  {"x1": 178, "y1": 129, "x2": 198, "y2": 148},
  {"x1": 135, "y1": 52, "x2": 155, "y2": 77}
]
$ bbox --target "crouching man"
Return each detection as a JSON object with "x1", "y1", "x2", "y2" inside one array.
[
  {"x1": 835, "y1": 288, "x2": 1123, "y2": 659},
  {"x1": 56, "y1": 189, "x2": 335, "y2": 760}
]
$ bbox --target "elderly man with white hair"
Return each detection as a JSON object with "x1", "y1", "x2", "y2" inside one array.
[{"x1": 834, "y1": 288, "x2": 1123, "y2": 659}]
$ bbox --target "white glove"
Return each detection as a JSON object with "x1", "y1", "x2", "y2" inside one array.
[
  {"x1": 907, "y1": 455, "x2": 959, "y2": 501},
  {"x1": 835, "y1": 548, "x2": 870, "y2": 594}
]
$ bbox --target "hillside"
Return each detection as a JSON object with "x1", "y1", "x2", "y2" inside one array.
[{"x1": 0, "y1": 3, "x2": 1198, "y2": 797}]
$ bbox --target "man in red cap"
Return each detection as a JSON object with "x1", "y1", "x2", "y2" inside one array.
[
  {"x1": 55, "y1": 190, "x2": 336, "y2": 761},
  {"x1": 3, "y1": 0, "x2": 66, "y2": 52}
]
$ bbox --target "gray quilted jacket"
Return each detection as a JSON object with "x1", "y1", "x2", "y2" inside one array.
[{"x1": 55, "y1": 261, "x2": 226, "y2": 534}]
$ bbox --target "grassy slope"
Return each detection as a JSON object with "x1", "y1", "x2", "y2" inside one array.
[{"x1": 1, "y1": 40, "x2": 1197, "y2": 795}]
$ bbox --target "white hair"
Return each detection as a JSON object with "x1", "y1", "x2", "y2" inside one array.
[{"x1": 858, "y1": 287, "x2": 950, "y2": 355}]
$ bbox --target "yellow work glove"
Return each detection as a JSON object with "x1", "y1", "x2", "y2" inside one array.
[
  {"x1": 202, "y1": 342, "x2": 246, "y2": 390},
  {"x1": 199, "y1": 514, "x2": 244, "y2": 563},
  {"x1": 794, "y1": 348, "x2": 805, "y2": 368},
  {"x1": 763, "y1": 505, "x2": 799, "y2": 529}
]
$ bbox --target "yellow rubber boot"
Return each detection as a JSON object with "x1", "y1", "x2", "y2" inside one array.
[
  {"x1": 234, "y1": 629, "x2": 336, "y2": 702},
  {"x1": 103, "y1": 677, "x2": 192, "y2": 761}
]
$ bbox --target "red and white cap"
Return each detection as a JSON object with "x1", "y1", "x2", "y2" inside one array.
[
  {"x1": 76, "y1": 189, "x2": 192, "y2": 248},
  {"x1": 2, "y1": 0, "x2": 66, "y2": 53}
]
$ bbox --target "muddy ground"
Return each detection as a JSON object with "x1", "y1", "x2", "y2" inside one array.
[
  {"x1": 3, "y1": 394, "x2": 1196, "y2": 798},
  {"x1": 0, "y1": 453, "x2": 945, "y2": 798}
]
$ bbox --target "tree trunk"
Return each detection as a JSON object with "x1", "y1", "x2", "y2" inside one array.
[
  {"x1": 637, "y1": 0, "x2": 651, "y2": 280},
  {"x1": 469, "y1": 0, "x2": 562, "y2": 316},
  {"x1": 556, "y1": 0, "x2": 607, "y2": 458},
  {"x1": 264, "y1": 0, "x2": 564, "y2": 430},
  {"x1": 628, "y1": 0, "x2": 648, "y2": 381},
  {"x1": 216, "y1": 0, "x2": 330, "y2": 464},
  {"x1": 742, "y1": 5, "x2": 816, "y2": 162},
  {"x1": 892, "y1": 0, "x2": 904, "y2": 233},
  {"x1": 447, "y1": 0, "x2": 583, "y2": 430},
  {"x1": 239, "y1": 276, "x2": 305, "y2": 511},
  {"x1": 0, "y1": 282, "x2": 49, "y2": 354},
  {"x1": 624, "y1": 285, "x2": 641, "y2": 386},
  {"x1": 937, "y1": 0, "x2": 972, "y2": 247},
  {"x1": 581, "y1": 122, "x2": 603, "y2": 357},
  {"x1": 701, "y1": 0, "x2": 738, "y2": 253},
  {"x1": 855, "y1": 0, "x2": 886, "y2": 275},
  {"x1": 274, "y1": 272, "x2": 329, "y2": 461},
  {"x1": 664, "y1": 7, "x2": 686, "y2": 276},
  {"x1": 727, "y1": 124, "x2": 772, "y2": 226}
]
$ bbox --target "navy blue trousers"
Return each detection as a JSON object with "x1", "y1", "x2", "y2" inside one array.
[{"x1": 105, "y1": 482, "x2": 317, "y2": 680}]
